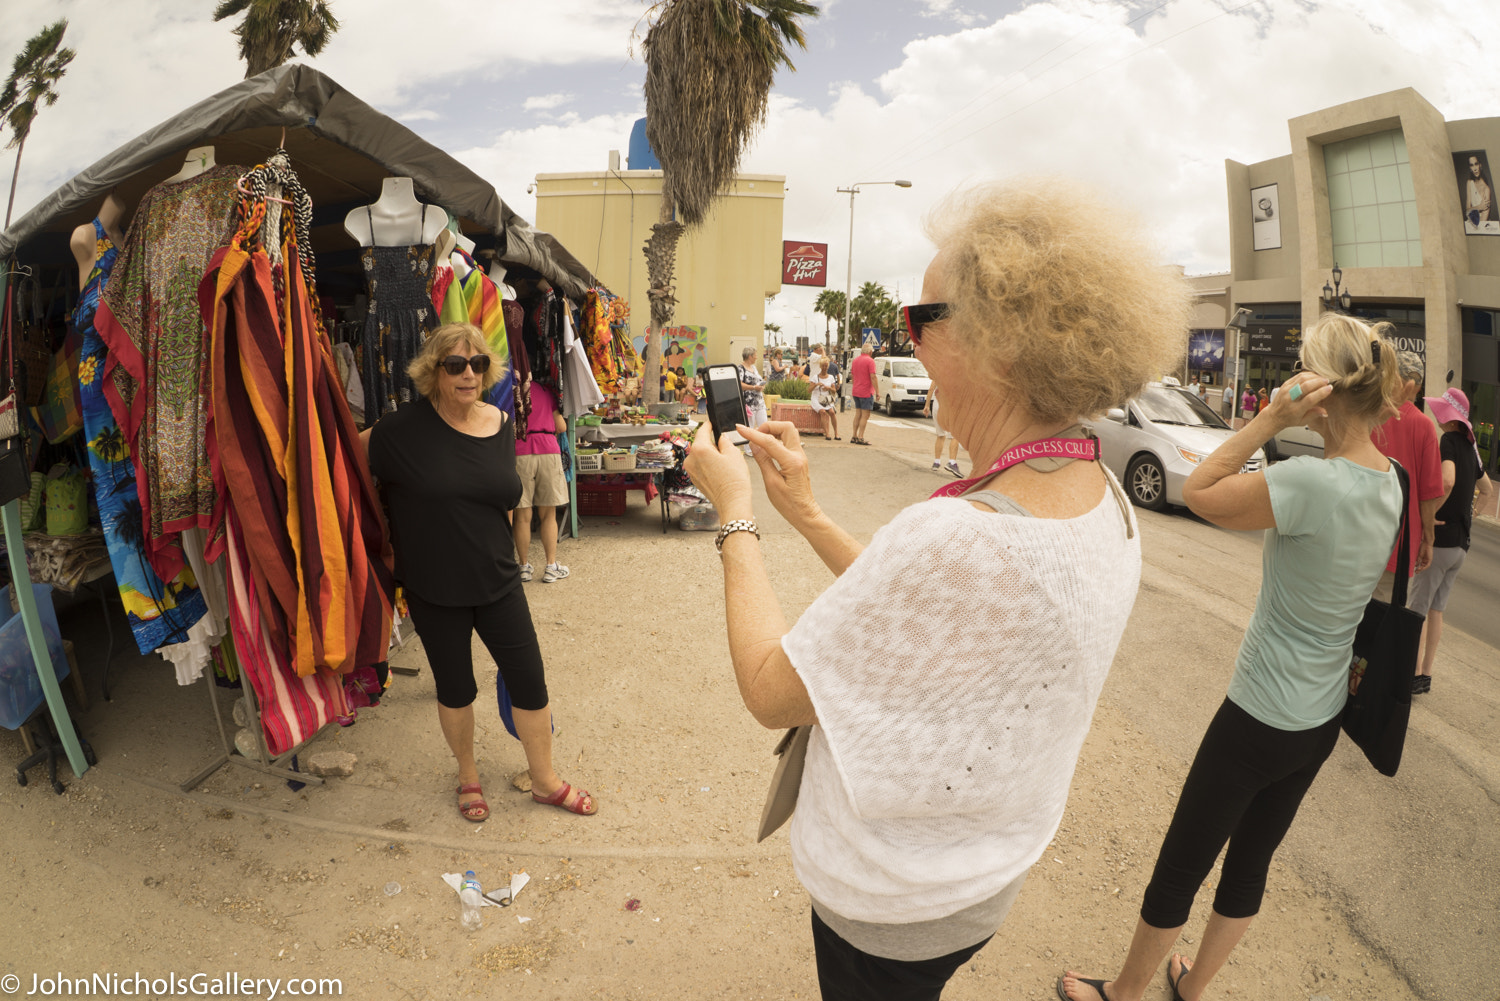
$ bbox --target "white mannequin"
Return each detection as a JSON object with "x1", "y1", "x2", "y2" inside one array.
[
  {"x1": 70, "y1": 191, "x2": 129, "y2": 292},
  {"x1": 343, "y1": 176, "x2": 449, "y2": 247},
  {"x1": 488, "y1": 261, "x2": 517, "y2": 301},
  {"x1": 165, "y1": 146, "x2": 216, "y2": 183}
]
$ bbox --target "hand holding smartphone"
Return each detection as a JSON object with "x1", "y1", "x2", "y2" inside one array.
[{"x1": 703, "y1": 364, "x2": 749, "y2": 446}]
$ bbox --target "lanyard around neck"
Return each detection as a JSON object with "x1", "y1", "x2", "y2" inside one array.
[{"x1": 931, "y1": 434, "x2": 1100, "y2": 500}]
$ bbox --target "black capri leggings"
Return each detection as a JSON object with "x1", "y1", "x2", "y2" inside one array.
[
  {"x1": 404, "y1": 586, "x2": 549, "y2": 711},
  {"x1": 1140, "y1": 698, "x2": 1341, "y2": 928}
]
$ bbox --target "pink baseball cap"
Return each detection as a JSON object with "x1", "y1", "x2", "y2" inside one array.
[{"x1": 1424, "y1": 388, "x2": 1474, "y2": 440}]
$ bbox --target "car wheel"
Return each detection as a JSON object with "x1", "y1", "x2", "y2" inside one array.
[
  {"x1": 885, "y1": 396, "x2": 895, "y2": 415},
  {"x1": 1125, "y1": 454, "x2": 1168, "y2": 511}
]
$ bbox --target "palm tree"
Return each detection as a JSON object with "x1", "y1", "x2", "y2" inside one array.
[
  {"x1": 813, "y1": 289, "x2": 845, "y2": 346},
  {"x1": 640, "y1": 0, "x2": 818, "y2": 404},
  {"x1": 0, "y1": 20, "x2": 74, "y2": 229},
  {"x1": 212, "y1": 0, "x2": 340, "y2": 79}
]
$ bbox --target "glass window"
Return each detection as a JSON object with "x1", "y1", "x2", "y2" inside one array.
[
  {"x1": 890, "y1": 360, "x2": 927, "y2": 378},
  {"x1": 1326, "y1": 129, "x2": 1422, "y2": 268}
]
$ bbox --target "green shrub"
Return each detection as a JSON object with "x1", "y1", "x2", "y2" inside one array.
[{"x1": 766, "y1": 378, "x2": 810, "y2": 400}]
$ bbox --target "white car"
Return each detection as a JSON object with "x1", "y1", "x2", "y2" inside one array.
[
  {"x1": 874, "y1": 356, "x2": 931, "y2": 414},
  {"x1": 1091, "y1": 383, "x2": 1267, "y2": 511},
  {"x1": 1270, "y1": 423, "x2": 1325, "y2": 459}
]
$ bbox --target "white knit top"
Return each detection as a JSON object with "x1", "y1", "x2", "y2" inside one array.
[{"x1": 782, "y1": 483, "x2": 1140, "y2": 924}]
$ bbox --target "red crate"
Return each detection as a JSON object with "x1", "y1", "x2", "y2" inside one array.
[{"x1": 577, "y1": 488, "x2": 627, "y2": 516}]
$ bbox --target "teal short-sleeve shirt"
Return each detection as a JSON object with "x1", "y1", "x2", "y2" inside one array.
[{"x1": 1227, "y1": 456, "x2": 1402, "y2": 731}]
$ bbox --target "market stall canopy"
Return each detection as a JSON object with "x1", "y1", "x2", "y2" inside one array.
[{"x1": 0, "y1": 63, "x2": 600, "y2": 299}]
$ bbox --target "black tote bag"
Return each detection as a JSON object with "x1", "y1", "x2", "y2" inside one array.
[{"x1": 1342, "y1": 462, "x2": 1422, "y2": 777}]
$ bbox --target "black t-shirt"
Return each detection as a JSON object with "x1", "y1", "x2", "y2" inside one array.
[
  {"x1": 1434, "y1": 430, "x2": 1481, "y2": 550},
  {"x1": 367, "y1": 398, "x2": 522, "y2": 605}
]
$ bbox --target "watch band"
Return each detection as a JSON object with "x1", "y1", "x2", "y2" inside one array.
[{"x1": 714, "y1": 518, "x2": 761, "y2": 553}]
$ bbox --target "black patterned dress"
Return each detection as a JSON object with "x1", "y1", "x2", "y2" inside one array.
[{"x1": 359, "y1": 210, "x2": 439, "y2": 421}]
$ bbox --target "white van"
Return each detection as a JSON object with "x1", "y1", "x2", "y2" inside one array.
[{"x1": 874, "y1": 356, "x2": 931, "y2": 414}]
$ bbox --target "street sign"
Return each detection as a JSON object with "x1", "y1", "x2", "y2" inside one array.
[{"x1": 862, "y1": 326, "x2": 881, "y2": 346}]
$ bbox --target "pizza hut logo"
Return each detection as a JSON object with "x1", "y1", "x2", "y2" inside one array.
[{"x1": 783, "y1": 241, "x2": 828, "y2": 287}]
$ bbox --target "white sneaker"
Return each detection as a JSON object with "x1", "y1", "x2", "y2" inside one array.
[
  {"x1": 542, "y1": 563, "x2": 570, "y2": 583},
  {"x1": 519, "y1": 563, "x2": 533, "y2": 583}
]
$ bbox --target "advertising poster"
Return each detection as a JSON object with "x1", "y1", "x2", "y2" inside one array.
[
  {"x1": 636, "y1": 325, "x2": 708, "y2": 377},
  {"x1": 782, "y1": 242, "x2": 829, "y2": 287},
  {"x1": 1188, "y1": 329, "x2": 1225, "y2": 372},
  {"x1": 1453, "y1": 150, "x2": 1499, "y2": 235},
  {"x1": 1251, "y1": 183, "x2": 1281, "y2": 250}
]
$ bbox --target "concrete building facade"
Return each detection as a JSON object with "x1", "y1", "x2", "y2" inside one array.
[
  {"x1": 1222, "y1": 88, "x2": 1500, "y2": 476},
  {"x1": 533, "y1": 157, "x2": 785, "y2": 373}
]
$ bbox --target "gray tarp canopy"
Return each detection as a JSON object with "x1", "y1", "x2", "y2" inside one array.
[{"x1": 0, "y1": 63, "x2": 600, "y2": 299}]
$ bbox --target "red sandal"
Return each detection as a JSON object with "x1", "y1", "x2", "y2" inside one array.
[
  {"x1": 457, "y1": 783, "x2": 490, "y2": 822},
  {"x1": 532, "y1": 781, "x2": 598, "y2": 816}
]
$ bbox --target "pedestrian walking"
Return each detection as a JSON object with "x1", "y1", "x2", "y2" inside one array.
[
  {"x1": 924, "y1": 383, "x2": 961, "y2": 476},
  {"x1": 1058, "y1": 313, "x2": 1402, "y2": 1001},
  {"x1": 1407, "y1": 388, "x2": 1495, "y2": 693},
  {"x1": 1371, "y1": 348, "x2": 1443, "y2": 598},
  {"x1": 687, "y1": 178, "x2": 1190, "y2": 1001},
  {"x1": 513, "y1": 380, "x2": 570, "y2": 585}
]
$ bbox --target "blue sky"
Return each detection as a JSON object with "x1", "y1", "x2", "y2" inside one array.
[{"x1": 4, "y1": 0, "x2": 1500, "y2": 334}]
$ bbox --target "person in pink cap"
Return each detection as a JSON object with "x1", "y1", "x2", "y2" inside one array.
[{"x1": 1407, "y1": 388, "x2": 1494, "y2": 693}]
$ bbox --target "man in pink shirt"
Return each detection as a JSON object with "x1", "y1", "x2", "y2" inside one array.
[
  {"x1": 849, "y1": 343, "x2": 876, "y2": 445},
  {"x1": 1370, "y1": 349, "x2": 1442, "y2": 598},
  {"x1": 514, "y1": 382, "x2": 571, "y2": 583}
]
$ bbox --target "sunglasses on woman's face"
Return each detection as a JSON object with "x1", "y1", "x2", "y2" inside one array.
[
  {"x1": 441, "y1": 354, "x2": 491, "y2": 376},
  {"x1": 902, "y1": 302, "x2": 949, "y2": 345}
]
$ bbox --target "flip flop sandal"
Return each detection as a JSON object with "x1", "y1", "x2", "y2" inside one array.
[
  {"x1": 457, "y1": 783, "x2": 490, "y2": 823},
  {"x1": 1167, "y1": 956, "x2": 1191, "y2": 1001},
  {"x1": 532, "y1": 781, "x2": 598, "y2": 816},
  {"x1": 1055, "y1": 975, "x2": 1112, "y2": 1001}
]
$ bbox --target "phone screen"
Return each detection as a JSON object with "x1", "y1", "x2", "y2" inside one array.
[{"x1": 704, "y1": 364, "x2": 748, "y2": 445}]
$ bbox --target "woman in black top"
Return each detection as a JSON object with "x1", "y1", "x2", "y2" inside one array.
[
  {"x1": 1408, "y1": 388, "x2": 1495, "y2": 693},
  {"x1": 363, "y1": 323, "x2": 597, "y2": 821}
]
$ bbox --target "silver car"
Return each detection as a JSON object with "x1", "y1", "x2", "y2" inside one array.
[{"x1": 1090, "y1": 383, "x2": 1266, "y2": 511}]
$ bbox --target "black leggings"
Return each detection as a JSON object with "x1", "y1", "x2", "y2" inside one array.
[
  {"x1": 810, "y1": 908, "x2": 992, "y2": 1001},
  {"x1": 1140, "y1": 698, "x2": 1341, "y2": 927},
  {"x1": 404, "y1": 586, "x2": 549, "y2": 711}
]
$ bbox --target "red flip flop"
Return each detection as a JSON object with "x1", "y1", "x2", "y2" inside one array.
[
  {"x1": 532, "y1": 781, "x2": 598, "y2": 816},
  {"x1": 457, "y1": 783, "x2": 489, "y2": 822}
]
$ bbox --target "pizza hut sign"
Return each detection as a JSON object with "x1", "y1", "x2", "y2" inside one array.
[{"x1": 782, "y1": 241, "x2": 828, "y2": 287}]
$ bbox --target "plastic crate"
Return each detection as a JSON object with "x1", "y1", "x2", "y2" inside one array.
[{"x1": 577, "y1": 488, "x2": 627, "y2": 516}]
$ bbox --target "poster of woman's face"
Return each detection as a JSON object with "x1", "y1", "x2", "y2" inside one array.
[
  {"x1": 1453, "y1": 150, "x2": 1499, "y2": 235},
  {"x1": 1251, "y1": 183, "x2": 1281, "y2": 250}
]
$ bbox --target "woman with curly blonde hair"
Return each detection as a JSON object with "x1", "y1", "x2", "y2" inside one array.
[
  {"x1": 685, "y1": 179, "x2": 1188, "y2": 1000},
  {"x1": 362, "y1": 323, "x2": 596, "y2": 823},
  {"x1": 1060, "y1": 312, "x2": 1402, "y2": 1001}
]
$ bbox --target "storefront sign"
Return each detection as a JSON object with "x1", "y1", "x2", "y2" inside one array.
[
  {"x1": 1247, "y1": 325, "x2": 1301, "y2": 356},
  {"x1": 1189, "y1": 329, "x2": 1225, "y2": 372},
  {"x1": 782, "y1": 242, "x2": 828, "y2": 287}
]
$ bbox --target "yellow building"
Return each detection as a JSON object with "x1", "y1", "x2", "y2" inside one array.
[{"x1": 533, "y1": 155, "x2": 786, "y2": 372}]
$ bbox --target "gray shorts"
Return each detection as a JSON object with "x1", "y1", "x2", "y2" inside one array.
[{"x1": 1407, "y1": 546, "x2": 1467, "y2": 615}]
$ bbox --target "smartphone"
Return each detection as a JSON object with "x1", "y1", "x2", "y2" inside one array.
[{"x1": 703, "y1": 364, "x2": 749, "y2": 446}]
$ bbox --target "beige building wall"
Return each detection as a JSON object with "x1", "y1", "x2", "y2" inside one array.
[{"x1": 532, "y1": 168, "x2": 785, "y2": 367}]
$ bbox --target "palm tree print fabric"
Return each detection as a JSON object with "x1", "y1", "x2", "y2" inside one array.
[{"x1": 75, "y1": 218, "x2": 209, "y2": 655}]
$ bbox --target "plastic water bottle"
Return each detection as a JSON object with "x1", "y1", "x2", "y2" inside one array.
[{"x1": 459, "y1": 871, "x2": 483, "y2": 931}]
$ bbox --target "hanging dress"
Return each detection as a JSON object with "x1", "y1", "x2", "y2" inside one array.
[
  {"x1": 75, "y1": 218, "x2": 213, "y2": 667},
  {"x1": 358, "y1": 206, "x2": 438, "y2": 421}
]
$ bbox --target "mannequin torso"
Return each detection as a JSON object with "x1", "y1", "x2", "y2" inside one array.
[
  {"x1": 164, "y1": 146, "x2": 216, "y2": 184},
  {"x1": 344, "y1": 177, "x2": 449, "y2": 247},
  {"x1": 71, "y1": 192, "x2": 129, "y2": 291}
]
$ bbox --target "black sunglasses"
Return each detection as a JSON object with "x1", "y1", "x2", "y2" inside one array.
[
  {"x1": 440, "y1": 354, "x2": 492, "y2": 376},
  {"x1": 902, "y1": 302, "x2": 949, "y2": 345}
]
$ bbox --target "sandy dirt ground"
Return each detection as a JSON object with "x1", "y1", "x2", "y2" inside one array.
[{"x1": 3, "y1": 415, "x2": 1496, "y2": 1000}]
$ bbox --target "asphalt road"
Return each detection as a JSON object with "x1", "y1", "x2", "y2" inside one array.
[{"x1": 1443, "y1": 518, "x2": 1500, "y2": 650}]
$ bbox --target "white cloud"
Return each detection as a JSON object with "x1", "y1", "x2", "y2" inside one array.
[
  {"x1": 398, "y1": 109, "x2": 442, "y2": 122},
  {"x1": 524, "y1": 93, "x2": 575, "y2": 112}
]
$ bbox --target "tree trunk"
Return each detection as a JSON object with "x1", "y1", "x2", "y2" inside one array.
[
  {"x1": 5, "y1": 137, "x2": 27, "y2": 230},
  {"x1": 642, "y1": 198, "x2": 683, "y2": 407}
]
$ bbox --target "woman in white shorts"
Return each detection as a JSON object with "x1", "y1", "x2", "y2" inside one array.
[{"x1": 923, "y1": 384, "x2": 961, "y2": 476}]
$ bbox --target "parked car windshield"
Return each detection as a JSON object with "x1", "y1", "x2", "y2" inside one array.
[
  {"x1": 1135, "y1": 386, "x2": 1229, "y2": 428},
  {"x1": 890, "y1": 359, "x2": 927, "y2": 378}
]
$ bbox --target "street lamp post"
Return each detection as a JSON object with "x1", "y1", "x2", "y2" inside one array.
[
  {"x1": 837, "y1": 180, "x2": 913, "y2": 353},
  {"x1": 1321, "y1": 264, "x2": 1353, "y2": 313}
]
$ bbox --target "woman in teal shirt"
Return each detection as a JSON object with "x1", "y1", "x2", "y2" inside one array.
[{"x1": 1060, "y1": 314, "x2": 1403, "y2": 1001}]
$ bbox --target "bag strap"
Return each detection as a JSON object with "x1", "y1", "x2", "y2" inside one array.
[
  {"x1": 1389, "y1": 459, "x2": 1412, "y2": 607},
  {"x1": 2, "y1": 276, "x2": 14, "y2": 394}
]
